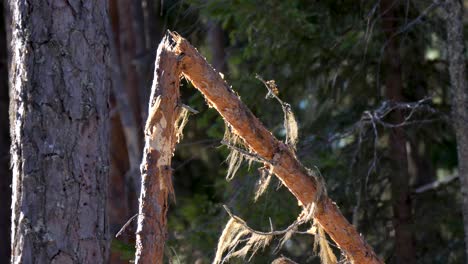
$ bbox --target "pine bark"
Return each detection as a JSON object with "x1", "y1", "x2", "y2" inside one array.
[
  {"x1": 380, "y1": 1, "x2": 416, "y2": 263},
  {"x1": 8, "y1": 1, "x2": 111, "y2": 263},
  {"x1": 0, "y1": 2, "x2": 11, "y2": 262},
  {"x1": 134, "y1": 36, "x2": 182, "y2": 264},
  {"x1": 171, "y1": 33, "x2": 382, "y2": 264},
  {"x1": 445, "y1": 0, "x2": 468, "y2": 261}
]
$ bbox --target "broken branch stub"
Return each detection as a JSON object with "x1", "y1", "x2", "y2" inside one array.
[
  {"x1": 170, "y1": 32, "x2": 382, "y2": 264},
  {"x1": 134, "y1": 36, "x2": 182, "y2": 264}
]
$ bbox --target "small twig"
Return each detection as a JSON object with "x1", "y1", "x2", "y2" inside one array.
[
  {"x1": 255, "y1": 74, "x2": 284, "y2": 104},
  {"x1": 116, "y1": 213, "x2": 139, "y2": 238},
  {"x1": 179, "y1": 103, "x2": 199, "y2": 114},
  {"x1": 223, "y1": 205, "x2": 304, "y2": 236},
  {"x1": 222, "y1": 205, "x2": 339, "y2": 249},
  {"x1": 413, "y1": 174, "x2": 459, "y2": 194},
  {"x1": 220, "y1": 140, "x2": 270, "y2": 164}
]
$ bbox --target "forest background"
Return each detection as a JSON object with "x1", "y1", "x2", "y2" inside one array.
[{"x1": 0, "y1": 0, "x2": 466, "y2": 263}]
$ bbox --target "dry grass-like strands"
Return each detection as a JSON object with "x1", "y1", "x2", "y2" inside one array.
[
  {"x1": 224, "y1": 125, "x2": 248, "y2": 181},
  {"x1": 213, "y1": 217, "x2": 273, "y2": 264},
  {"x1": 254, "y1": 167, "x2": 273, "y2": 201},
  {"x1": 314, "y1": 222, "x2": 338, "y2": 264}
]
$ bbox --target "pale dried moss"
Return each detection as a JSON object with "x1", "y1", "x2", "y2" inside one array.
[
  {"x1": 175, "y1": 106, "x2": 190, "y2": 143},
  {"x1": 284, "y1": 105, "x2": 298, "y2": 150},
  {"x1": 254, "y1": 167, "x2": 273, "y2": 202},
  {"x1": 213, "y1": 217, "x2": 273, "y2": 264},
  {"x1": 224, "y1": 125, "x2": 248, "y2": 181},
  {"x1": 313, "y1": 221, "x2": 338, "y2": 264}
]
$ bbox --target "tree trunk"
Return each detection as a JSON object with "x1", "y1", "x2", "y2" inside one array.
[
  {"x1": 134, "y1": 35, "x2": 182, "y2": 264},
  {"x1": 170, "y1": 33, "x2": 382, "y2": 264},
  {"x1": 0, "y1": 3, "x2": 11, "y2": 263},
  {"x1": 116, "y1": 0, "x2": 145, "y2": 133},
  {"x1": 8, "y1": 1, "x2": 111, "y2": 263},
  {"x1": 445, "y1": 0, "x2": 468, "y2": 262},
  {"x1": 207, "y1": 21, "x2": 228, "y2": 74},
  {"x1": 380, "y1": 1, "x2": 416, "y2": 263}
]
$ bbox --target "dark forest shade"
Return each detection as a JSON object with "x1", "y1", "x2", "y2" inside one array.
[{"x1": 8, "y1": 1, "x2": 111, "y2": 263}]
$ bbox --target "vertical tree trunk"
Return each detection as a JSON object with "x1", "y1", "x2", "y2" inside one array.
[
  {"x1": 142, "y1": 0, "x2": 164, "y2": 120},
  {"x1": 445, "y1": 0, "x2": 468, "y2": 261},
  {"x1": 0, "y1": 3, "x2": 11, "y2": 263},
  {"x1": 8, "y1": 1, "x2": 111, "y2": 263},
  {"x1": 134, "y1": 35, "x2": 182, "y2": 264},
  {"x1": 116, "y1": 0, "x2": 145, "y2": 133},
  {"x1": 207, "y1": 21, "x2": 228, "y2": 74},
  {"x1": 380, "y1": 1, "x2": 416, "y2": 263}
]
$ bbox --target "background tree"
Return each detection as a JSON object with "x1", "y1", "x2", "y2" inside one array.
[{"x1": 8, "y1": 1, "x2": 111, "y2": 263}]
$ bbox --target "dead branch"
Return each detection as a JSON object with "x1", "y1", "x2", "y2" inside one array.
[
  {"x1": 134, "y1": 35, "x2": 182, "y2": 264},
  {"x1": 170, "y1": 32, "x2": 382, "y2": 264}
]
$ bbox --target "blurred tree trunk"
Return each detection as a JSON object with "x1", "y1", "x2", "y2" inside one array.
[
  {"x1": 0, "y1": 3, "x2": 11, "y2": 263},
  {"x1": 107, "y1": 1, "x2": 143, "y2": 262},
  {"x1": 116, "y1": 0, "x2": 145, "y2": 132},
  {"x1": 207, "y1": 21, "x2": 228, "y2": 74},
  {"x1": 445, "y1": 0, "x2": 468, "y2": 261},
  {"x1": 380, "y1": 1, "x2": 416, "y2": 263},
  {"x1": 142, "y1": 0, "x2": 164, "y2": 119},
  {"x1": 8, "y1": 1, "x2": 111, "y2": 263}
]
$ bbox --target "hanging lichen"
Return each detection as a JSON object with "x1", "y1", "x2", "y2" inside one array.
[
  {"x1": 213, "y1": 217, "x2": 273, "y2": 264},
  {"x1": 254, "y1": 166, "x2": 273, "y2": 201},
  {"x1": 256, "y1": 75, "x2": 299, "y2": 151},
  {"x1": 175, "y1": 106, "x2": 190, "y2": 143},
  {"x1": 283, "y1": 103, "x2": 298, "y2": 150},
  {"x1": 223, "y1": 124, "x2": 247, "y2": 181},
  {"x1": 313, "y1": 221, "x2": 338, "y2": 264}
]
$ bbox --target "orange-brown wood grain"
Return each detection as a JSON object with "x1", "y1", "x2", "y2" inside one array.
[{"x1": 172, "y1": 33, "x2": 382, "y2": 264}]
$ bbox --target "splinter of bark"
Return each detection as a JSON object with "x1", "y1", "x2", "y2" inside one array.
[
  {"x1": 170, "y1": 33, "x2": 382, "y2": 264},
  {"x1": 134, "y1": 35, "x2": 182, "y2": 264}
]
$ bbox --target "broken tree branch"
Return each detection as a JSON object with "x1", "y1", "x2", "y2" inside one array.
[
  {"x1": 170, "y1": 32, "x2": 382, "y2": 264},
  {"x1": 134, "y1": 35, "x2": 182, "y2": 264}
]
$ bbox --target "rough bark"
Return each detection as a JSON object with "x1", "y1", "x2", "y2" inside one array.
[
  {"x1": 8, "y1": 1, "x2": 111, "y2": 263},
  {"x1": 445, "y1": 0, "x2": 468, "y2": 261},
  {"x1": 380, "y1": 1, "x2": 416, "y2": 263},
  {"x1": 0, "y1": 2, "x2": 11, "y2": 263},
  {"x1": 134, "y1": 36, "x2": 182, "y2": 264},
  {"x1": 170, "y1": 33, "x2": 382, "y2": 264}
]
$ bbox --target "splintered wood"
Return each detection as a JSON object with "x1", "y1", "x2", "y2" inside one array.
[
  {"x1": 136, "y1": 32, "x2": 382, "y2": 264},
  {"x1": 135, "y1": 36, "x2": 182, "y2": 264}
]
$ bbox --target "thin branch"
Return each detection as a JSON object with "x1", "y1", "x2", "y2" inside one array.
[
  {"x1": 413, "y1": 174, "x2": 459, "y2": 194},
  {"x1": 115, "y1": 214, "x2": 139, "y2": 238}
]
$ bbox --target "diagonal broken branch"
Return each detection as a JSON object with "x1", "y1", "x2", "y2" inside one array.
[{"x1": 169, "y1": 32, "x2": 382, "y2": 264}]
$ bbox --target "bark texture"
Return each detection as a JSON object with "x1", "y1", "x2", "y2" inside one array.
[
  {"x1": 134, "y1": 36, "x2": 182, "y2": 264},
  {"x1": 170, "y1": 33, "x2": 382, "y2": 264},
  {"x1": 8, "y1": 1, "x2": 111, "y2": 263},
  {"x1": 445, "y1": 0, "x2": 468, "y2": 261},
  {"x1": 0, "y1": 2, "x2": 11, "y2": 262},
  {"x1": 380, "y1": 1, "x2": 416, "y2": 263}
]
